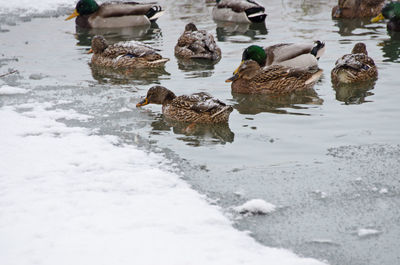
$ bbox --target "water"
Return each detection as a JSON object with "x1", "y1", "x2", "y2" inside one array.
[{"x1": 1, "y1": 0, "x2": 400, "y2": 265}]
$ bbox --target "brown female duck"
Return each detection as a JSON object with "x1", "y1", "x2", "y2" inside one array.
[
  {"x1": 136, "y1": 86, "x2": 233, "y2": 123},
  {"x1": 331, "y1": 42, "x2": 378, "y2": 84},
  {"x1": 175, "y1": 23, "x2": 222, "y2": 61},
  {"x1": 332, "y1": 0, "x2": 385, "y2": 19},
  {"x1": 89, "y1": 35, "x2": 169, "y2": 68}
]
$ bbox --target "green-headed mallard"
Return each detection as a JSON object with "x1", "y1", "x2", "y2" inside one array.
[
  {"x1": 371, "y1": 1, "x2": 400, "y2": 31},
  {"x1": 332, "y1": 0, "x2": 385, "y2": 19},
  {"x1": 331, "y1": 42, "x2": 378, "y2": 84},
  {"x1": 175, "y1": 23, "x2": 222, "y2": 61},
  {"x1": 136, "y1": 86, "x2": 233, "y2": 123},
  {"x1": 212, "y1": 0, "x2": 267, "y2": 24},
  {"x1": 65, "y1": 0, "x2": 164, "y2": 28},
  {"x1": 226, "y1": 60, "x2": 323, "y2": 94},
  {"x1": 234, "y1": 43, "x2": 325, "y2": 75},
  {"x1": 89, "y1": 35, "x2": 169, "y2": 68}
]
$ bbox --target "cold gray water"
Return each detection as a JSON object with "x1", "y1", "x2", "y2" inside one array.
[{"x1": 1, "y1": 1, "x2": 400, "y2": 265}]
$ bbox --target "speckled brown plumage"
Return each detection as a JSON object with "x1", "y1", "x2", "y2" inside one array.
[
  {"x1": 331, "y1": 42, "x2": 378, "y2": 84},
  {"x1": 136, "y1": 86, "x2": 233, "y2": 124},
  {"x1": 175, "y1": 23, "x2": 221, "y2": 61},
  {"x1": 227, "y1": 60, "x2": 323, "y2": 94},
  {"x1": 332, "y1": 0, "x2": 384, "y2": 18},
  {"x1": 90, "y1": 35, "x2": 169, "y2": 68}
]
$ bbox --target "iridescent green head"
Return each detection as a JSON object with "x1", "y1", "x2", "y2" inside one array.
[
  {"x1": 76, "y1": 0, "x2": 99, "y2": 16},
  {"x1": 382, "y1": 1, "x2": 400, "y2": 19},
  {"x1": 241, "y1": 45, "x2": 267, "y2": 66}
]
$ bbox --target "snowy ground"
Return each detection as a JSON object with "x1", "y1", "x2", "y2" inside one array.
[{"x1": 0, "y1": 97, "x2": 326, "y2": 264}]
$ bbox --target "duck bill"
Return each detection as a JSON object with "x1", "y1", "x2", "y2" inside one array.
[
  {"x1": 371, "y1": 13, "x2": 384, "y2": 23},
  {"x1": 136, "y1": 98, "x2": 149, "y2": 107},
  {"x1": 233, "y1": 60, "x2": 244, "y2": 75},
  {"x1": 65, "y1": 9, "x2": 79, "y2": 21},
  {"x1": 225, "y1": 74, "x2": 239, "y2": 83},
  {"x1": 87, "y1": 48, "x2": 93, "y2": 54}
]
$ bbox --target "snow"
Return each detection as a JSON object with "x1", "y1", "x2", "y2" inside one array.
[
  {"x1": 0, "y1": 0, "x2": 72, "y2": 15},
  {"x1": 0, "y1": 85, "x2": 29, "y2": 95},
  {"x1": 234, "y1": 199, "x2": 277, "y2": 214},
  {"x1": 0, "y1": 104, "x2": 325, "y2": 265},
  {"x1": 357, "y1": 228, "x2": 381, "y2": 238}
]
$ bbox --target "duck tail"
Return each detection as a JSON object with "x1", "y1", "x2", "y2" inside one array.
[
  {"x1": 305, "y1": 69, "x2": 323, "y2": 85},
  {"x1": 311, "y1": 41, "x2": 326, "y2": 60},
  {"x1": 146, "y1": 5, "x2": 164, "y2": 21},
  {"x1": 245, "y1": 7, "x2": 267, "y2": 23}
]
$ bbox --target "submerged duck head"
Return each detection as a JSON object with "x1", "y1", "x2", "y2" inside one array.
[
  {"x1": 136, "y1": 86, "x2": 177, "y2": 107},
  {"x1": 351, "y1": 42, "x2": 368, "y2": 55},
  {"x1": 372, "y1": 1, "x2": 400, "y2": 22},
  {"x1": 66, "y1": 0, "x2": 100, "y2": 20},
  {"x1": 90, "y1": 35, "x2": 108, "y2": 54}
]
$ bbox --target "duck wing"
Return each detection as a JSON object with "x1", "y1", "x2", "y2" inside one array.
[
  {"x1": 334, "y1": 54, "x2": 375, "y2": 71},
  {"x1": 104, "y1": 40, "x2": 162, "y2": 59},
  {"x1": 97, "y1": 2, "x2": 163, "y2": 19},
  {"x1": 177, "y1": 30, "x2": 220, "y2": 60},
  {"x1": 265, "y1": 43, "x2": 315, "y2": 65},
  {"x1": 217, "y1": 0, "x2": 264, "y2": 13},
  {"x1": 172, "y1": 93, "x2": 227, "y2": 114}
]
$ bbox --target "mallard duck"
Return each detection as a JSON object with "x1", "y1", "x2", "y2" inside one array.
[
  {"x1": 332, "y1": 0, "x2": 384, "y2": 19},
  {"x1": 89, "y1": 35, "x2": 169, "y2": 68},
  {"x1": 136, "y1": 86, "x2": 233, "y2": 123},
  {"x1": 175, "y1": 23, "x2": 222, "y2": 61},
  {"x1": 212, "y1": 0, "x2": 267, "y2": 23},
  {"x1": 235, "y1": 43, "x2": 325, "y2": 74},
  {"x1": 371, "y1": 1, "x2": 400, "y2": 31},
  {"x1": 65, "y1": 0, "x2": 164, "y2": 28},
  {"x1": 226, "y1": 60, "x2": 323, "y2": 94},
  {"x1": 331, "y1": 42, "x2": 378, "y2": 84}
]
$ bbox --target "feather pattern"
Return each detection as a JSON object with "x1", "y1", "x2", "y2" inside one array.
[
  {"x1": 90, "y1": 35, "x2": 169, "y2": 68},
  {"x1": 227, "y1": 60, "x2": 323, "y2": 94},
  {"x1": 212, "y1": 0, "x2": 267, "y2": 23},
  {"x1": 331, "y1": 42, "x2": 378, "y2": 84},
  {"x1": 175, "y1": 23, "x2": 222, "y2": 61}
]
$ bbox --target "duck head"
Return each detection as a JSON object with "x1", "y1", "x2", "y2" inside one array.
[
  {"x1": 66, "y1": 0, "x2": 100, "y2": 20},
  {"x1": 226, "y1": 60, "x2": 261, "y2": 82},
  {"x1": 136, "y1": 86, "x2": 177, "y2": 107},
  {"x1": 351, "y1": 42, "x2": 368, "y2": 55},
  {"x1": 185, "y1": 23, "x2": 198, "y2": 32},
  {"x1": 372, "y1": 1, "x2": 400, "y2": 22},
  {"x1": 229, "y1": 45, "x2": 266, "y2": 80},
  {"x1": 89, "y1": 35, "x2": 108, "y2": 54}
]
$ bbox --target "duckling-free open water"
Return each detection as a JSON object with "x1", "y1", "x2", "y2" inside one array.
[{"x1": 1, "y1": 1, "x2": 400, "y2": 265}]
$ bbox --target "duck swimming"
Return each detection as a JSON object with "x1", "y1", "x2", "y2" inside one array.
[
  {"x1": 332, "y1": 0, "x2": 385, "y2": 19},
  {"x1": 371, "y1": 1, "x2": 400, "y2": 32},
  {"x1": 89, "y1": 35, "x2": 169, "y2": 68},
  {"x1": 331, "y1": 42, "x2": 378, "y2": 84},
  {"x1": 65, "y1": 0, "x2": 164, "y2": 28},
  {"x1": 212, "y1": 0, "x2": 267, "y2": 24},
  {"x1": 136, "y1": 86, "x2": 233, "y2": 123}
]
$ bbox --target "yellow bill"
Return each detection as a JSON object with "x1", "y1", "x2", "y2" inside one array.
[
  {"x1": 136, "y1": 98, "x2": 149, "y2": 107},
  {"x1": 233, "y1": 60, "x2": 244, "y2": 75},
  {"x1": 371, "y1": 13, "x2": 384, "y2": 23},
  {"x1": 225, "y1": 74, "x2": 238, "y2": 83},
  {"x1": 87, "y1": 48, "x2": 93, "y2": 54},
  {"x1": 66, "y1": 9, "x2": 79, "y2": 21}
]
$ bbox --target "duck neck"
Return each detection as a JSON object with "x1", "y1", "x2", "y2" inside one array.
[{"x1": 161, "y1": 91, "x2": 176, "y2": 105}]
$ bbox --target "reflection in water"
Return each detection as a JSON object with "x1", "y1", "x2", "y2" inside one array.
[
  {"x1": 215, "y1": 22, "x2": 268, "y2": 42},
  {"x1": 74, "y1": 23, "x2": 162, "y2": 46},
  {"x1": 151, "y1": 117, "x2": 235, "y2": 146},
  {"x1": 333, "y1": 81, "x2": 376, "y2": 105},
  {"x1": 380, "y1": 32, "x2": 400, "y2": 63},
  {"x1": 232, "y1": 89, "x2": 323, "y2": 115},
  {"x1": 176, "y1": 58, "x2": 217, "y2": 78},
  {"x1": 89, "y1": 64, "x2": 170, "y2": 85},
  {"x1": 333, "y1": 18, "x2": 377, "y2": 36}
]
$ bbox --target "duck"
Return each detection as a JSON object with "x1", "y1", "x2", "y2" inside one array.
[
  {"x1": 226, "y1": 60, "x2": 323, "y2": 94},
  {"x1": 175, "y1": 23, "x2": 222, "y2": 61},
  {"x1": 136, "y1": 86, "x2": 233, "y2": 123},
  {"x1": 89, "y1": 35, "x2": 169, "y2": 68},
  {"x1": 332, "y1": 0, "x2": 385, "y2": 19},
  {"x1": 234, "y1": 43, "x2": 325, "y2": 75},
  {"x1": 65, "y1": 0, "x2": 164, "y2": 28},
  {"x1": 331, "y1": 42, "x2": 378, "y2": 84},
  {"x1": 212, "y1": 0, "x2": 267, "y2": 24},
  {"x1": 371, "y1": 1, "x2": 400, "y2": 31}
]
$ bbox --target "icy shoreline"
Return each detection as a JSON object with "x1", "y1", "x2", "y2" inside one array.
[{"x1": 0, "y1": 104, "x2": 325, "y2": 265}]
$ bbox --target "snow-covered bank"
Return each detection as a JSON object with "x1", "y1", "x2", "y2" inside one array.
[{"x1": 0, "y1": 104, "x2": 325, "y2": 265}]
